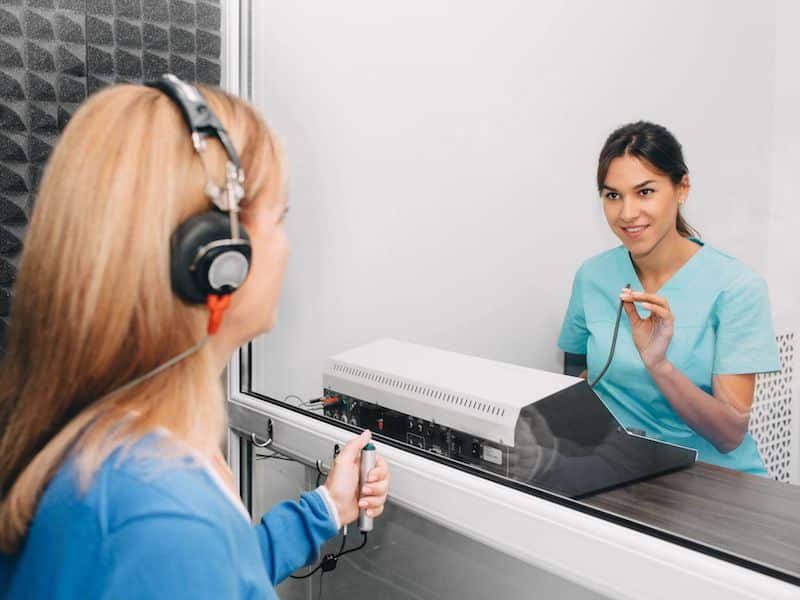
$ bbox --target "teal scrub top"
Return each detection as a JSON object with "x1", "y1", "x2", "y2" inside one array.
[{"x1": 558, "y1": 240, "x2": 780, "y2": 475}]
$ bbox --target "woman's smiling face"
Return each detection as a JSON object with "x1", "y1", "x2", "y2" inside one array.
[{"x1": 601, "y1": 154, "x2": 689, "y2": 259}]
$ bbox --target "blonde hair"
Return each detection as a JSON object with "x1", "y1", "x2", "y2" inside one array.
[{"x1": 0, "y1": 84, "x2": 281, "y2": 553}]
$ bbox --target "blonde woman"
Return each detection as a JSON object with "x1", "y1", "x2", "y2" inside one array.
[{"x1": 0, "y1": 78, "x2": 390, "y2": 598}]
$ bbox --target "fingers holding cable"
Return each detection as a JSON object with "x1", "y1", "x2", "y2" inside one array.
[
  {"x1": 619, "y1": 287, "x2": 644, "y2": 325},
  {"x1": 621, "y1": 290, "x2": 674, "y2": 321},
  {"x1": 620, "y1": 289, "x2": 675, "y2": 368}
]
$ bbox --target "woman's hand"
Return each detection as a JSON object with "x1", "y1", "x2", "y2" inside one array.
[
  {"x1": 323, "y1": 430, "x2": 390, "y2": 526},
  {"x1": 620, "y1": 288, "x2": 674, "y2": 370}
]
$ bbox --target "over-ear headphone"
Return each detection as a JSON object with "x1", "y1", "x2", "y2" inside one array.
[{"x1": 146, "y1": 73, "x2": 251, "y2": 306}]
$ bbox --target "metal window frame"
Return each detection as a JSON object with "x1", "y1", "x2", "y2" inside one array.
[{"x1": 220, "y1": 4, "x2": 799, "y2": 596}]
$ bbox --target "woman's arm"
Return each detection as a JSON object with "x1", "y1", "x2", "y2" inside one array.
[
  {"x1": 255, "y1": 489, "x2": 339, "y2": 583},
  {"x1": 646, "y1": 361, "x2": 753, "y2": 452},
  {"x1": 621, "y1": 289, "x2": 754, "y2": 453},
  {"x1": 257, "y1": 430, "x2": 390, "y2": 584}
]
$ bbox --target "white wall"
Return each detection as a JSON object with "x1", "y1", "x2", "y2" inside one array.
[
  {"x1": 248, "y1": 0, "x2": 780, "y2": 402},
  {"x1": 768, "y1": 0, "x2": 800, "y2": 326},
  {"x1": 767, "y1": 0, "x2": 800, "y2": 483}
]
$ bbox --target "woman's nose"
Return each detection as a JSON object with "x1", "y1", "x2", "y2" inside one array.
[{"x1": 620, "y1": 196, "x2": 640, "y2": 221}]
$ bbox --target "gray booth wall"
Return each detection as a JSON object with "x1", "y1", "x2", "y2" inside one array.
[{"x1": 0, "y1": 0, "x2": 222, "y2": 353}]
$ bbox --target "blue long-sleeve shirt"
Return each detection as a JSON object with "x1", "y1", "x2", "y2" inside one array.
[{"x1": 0, "y1": 433, "x2": 339, "y2": 599}]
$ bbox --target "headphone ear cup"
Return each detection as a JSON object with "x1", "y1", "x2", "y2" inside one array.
[{"x1": 171, "y1": 211, "x2": 251, "y2": 304}]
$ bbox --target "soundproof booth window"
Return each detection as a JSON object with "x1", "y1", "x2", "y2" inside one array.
[{"x1": 239, "y1": 1, "x2": 800, "y2": 588}]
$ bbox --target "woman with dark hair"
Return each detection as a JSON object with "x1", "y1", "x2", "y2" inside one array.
[{"x1": 558, "y1": 121, "x2": 779, "y2": 474}]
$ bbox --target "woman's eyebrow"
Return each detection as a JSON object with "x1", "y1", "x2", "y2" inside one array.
[{"x1": 634, "y1": 179, "x2": 656, "y2": 189}]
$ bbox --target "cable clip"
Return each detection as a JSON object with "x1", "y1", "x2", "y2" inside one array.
[{"x1": 320, "y1": 554, "x2": 338, "y2": 572}]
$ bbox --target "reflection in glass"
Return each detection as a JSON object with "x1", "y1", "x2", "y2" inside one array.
[
  {"x1": 509, "y1": 383, "x2": 696, "y2": 497},
  {"x1": 316, "y1": 339, "x2": 696, "y2": 499}
]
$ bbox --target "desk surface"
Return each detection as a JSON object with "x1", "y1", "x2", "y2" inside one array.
[{"x1": 582, "y1": 462, "x2": 800, "y2": 582}]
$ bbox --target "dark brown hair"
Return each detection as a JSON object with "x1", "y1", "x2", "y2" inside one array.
[{"x1": 597, "y1": 121, "x2": 698, "y2": 238}]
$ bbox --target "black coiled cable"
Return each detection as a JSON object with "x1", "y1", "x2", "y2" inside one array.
[{"x1": 589, "y1": 283, "x2": 630, "y2": 389}]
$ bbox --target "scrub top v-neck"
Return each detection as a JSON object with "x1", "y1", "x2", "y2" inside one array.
[{"x1": 558, "y1": 239, "x2": 780, "y2": 474}]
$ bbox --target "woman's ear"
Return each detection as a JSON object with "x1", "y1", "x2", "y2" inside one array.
[{"x1": 677, "y1": 174, "x2": 690, "y2": 205}]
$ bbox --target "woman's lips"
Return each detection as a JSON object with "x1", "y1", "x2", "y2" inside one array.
[{"x1": 621, "y1": 225, "x2": 649, "y2": 239}]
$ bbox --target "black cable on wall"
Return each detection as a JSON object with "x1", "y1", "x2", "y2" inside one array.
[{"x1": 0, "y1": 0, "x2": 222, "y2": 353}]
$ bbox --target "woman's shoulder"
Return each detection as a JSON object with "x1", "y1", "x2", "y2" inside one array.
[
  {"x1": 574, "y1": 242, "x2": 767, "y2": 290},
  {"x1": 696, "y1": 243, "x2": 767, "y2": 291},
  {"x1": 40, "y1": 433, "x2": 237, "y2": 537},
  {"x1": 13, "y1": 434, "x2": 255, "y2": 599}
]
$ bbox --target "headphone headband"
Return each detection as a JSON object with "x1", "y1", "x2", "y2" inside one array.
[
  {"x1": 147, "y1": 73, "x2": 245, "y2": 217},
  {"x1": 146, "y1": 73, "x2": 241, "y2": 168}
]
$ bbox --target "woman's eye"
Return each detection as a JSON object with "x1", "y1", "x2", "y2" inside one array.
[
  {"x1": 639, "y1": 188, "x2": 654, "y2": 197},
  {"x1": 604, "y1": 191, "x2": 620, "y2": 200}
]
